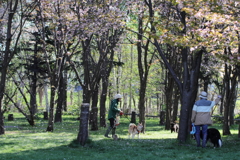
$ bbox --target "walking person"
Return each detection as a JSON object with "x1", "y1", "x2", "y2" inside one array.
[
  {"x1": 191, "y1": 91, "x2": 221, "y2": 148},
  {"x1": 104, "y1": 94, "x2": 123, "y2": 138}
]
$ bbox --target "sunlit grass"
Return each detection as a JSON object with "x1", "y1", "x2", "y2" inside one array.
[{"x1": 1, "y1": 113, "x2": 240, "y2": 160}]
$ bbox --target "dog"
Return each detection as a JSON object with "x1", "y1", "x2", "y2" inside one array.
[
  {"x1": 128, "y1": 123, "x2": 143, "y2": 139},
  {"x1": 170, "y1": 122, "x2": 179, "y2": 133},
  {"x1": 199, "y1": 128, "x2": 222, "y2": 148},
  {"x1": 112, "y1": 134, "x2": 118, "y2": 141}
]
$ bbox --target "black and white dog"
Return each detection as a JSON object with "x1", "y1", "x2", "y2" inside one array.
[
  {"x1": 200, "y1": 128, "x2": 222, "y2": 148},
  {"x1": 170, "y1": 122, "x2": 179, "y2": 133}
]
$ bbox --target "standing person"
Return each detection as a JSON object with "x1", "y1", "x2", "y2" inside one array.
[
  {"x1": 104, "y1": 94, "x2": 123, "y2": 138},
  {"x1": 191, "y1": 91, "x2": 221, "y2": 148}
]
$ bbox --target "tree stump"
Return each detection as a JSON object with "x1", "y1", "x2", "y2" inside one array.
[
  {"x1": 43, "y1": 112, "x2": 48, "y2": 120},
  {"x1": 159, "y1": 111, "x2": 165, "y2": 125},
  {"x1": 238, "y1": 123, "x2": 240, "y2": 138},
  {"x1": 8, "y1": 114, "x2": 14, "y2": 121},
  {"x1": 77, "y1": 103, "x2": 90, "y2": 146},
  {"x1": 131, "y1": 111, "x2": 136, "y2": 123}
]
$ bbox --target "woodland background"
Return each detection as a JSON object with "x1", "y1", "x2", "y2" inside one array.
[{"x1": 0, "y1": 0, "x2": 240, "y2": 145}]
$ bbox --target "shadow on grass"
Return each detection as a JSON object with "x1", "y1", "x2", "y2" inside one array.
[
  {"x1": 0, "y1": 138, "x2": 186, "y2": 160},
  {"x1": 2, "y1": 114, "x2": 240, "y2": 160},
  {"x1": 2, "y1": 137, "x2": 240, "y2": 160}
]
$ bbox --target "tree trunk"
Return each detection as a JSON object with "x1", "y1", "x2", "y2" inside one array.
[
  {"x1": 0, "y1": 112, "x2": 4, "y2": 135},
  {"x1": 238, "y1": 124, "x2": 240, "y2": 138},
  {"x1": 77, "y1": 103, "x2": 90, "y2": 146},
  {"x1": 38, "y1": 87, "x2": 43, "y2": 107},
  {"x1": 0, "y1": 64, "x2": 8, "y2": 134},
  {"x1": 172, "y1": 87, "x2": 180, "y2": 122},
  {"x1": 63, "y1": 70, "x2": 67, "y2": 112},
  {"x1": 230, "y1": 89, "x2": 237, "y2": 125},
  {"x1": 165, "y1": 71, "x2": 174, "y2": 130},
  {"x1": 30, "y1": 53, "x2": 38, "y2": 116},
  {"x1": 123, "y1": 92, "x2": 128, "y2": 113},
  {"x1": 76, "y1": 38, "x2": 92, "y2": 146},
  {"x1": 77, "y1": 86, "x2": 91, "y2": 145},
  {"x1": 128, "y1": 44, "x2": 134, "y2": 112},
  {"x1": 100, "y1": 76, "x2": 108, "y2": 127},
  {"x1": 30, "y1": 70, "x2": 37, "y2": 116},
  {"x1": 177, "y1": 48, "x2": 202, "y2": 143},
  {"x1": 44, "y1": 81, "x2": 49, "y2": 113},
  {"x1": 222, "y1": 62, "x2": 238, "y2": 135},
  {"x1": 55, "y1": 73, "x2": 64, "y2": 123},
  {"x1": 0, "y1": 0, "x2": 20, "y2": 135},
  {"x1": 90, "y1": 89, "x2": 99, "y2": 131},
  {"x1": 178, "y1": 91, "x2": 196, "y2": 142},
  {"x1": 54, "y1": 104, "x2": 62, "y2": 123},
  {"x1": 138, "y1": 85, "x2": 146, "y2": 133},
  {"x1": 92, "y1": 29, "x2": 122, "y2": 129},
  {"x1": 136, "y1": 11, "x2": 155, "y2": 133},
  {"x1": 99, "y1": 48, "x2": 114, "y2": 127},
  {"x1": 46, "y1": 86, "x2": 56, "y2": 132},
  {"x1": 154, "y1": 39, "x2": 203, "y2": 143}
]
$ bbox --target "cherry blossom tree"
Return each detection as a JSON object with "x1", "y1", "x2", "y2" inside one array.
[
  {"x1": 69, "y1": 0, "x2": 126, "y2": 144},
  {"x1": 142, "y1": 0, "x2": 240, "y2": 142},
  {"x1": 126, "y1": 0, "x2": 156, "y2": 133},
  {"x1": 33, "y1": 0, "x2": 126, "y2": 144}
]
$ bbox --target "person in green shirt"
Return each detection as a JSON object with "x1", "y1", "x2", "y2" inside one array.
[{"x1": 104, "y1": 94, "x2": 123, "y2": 138}]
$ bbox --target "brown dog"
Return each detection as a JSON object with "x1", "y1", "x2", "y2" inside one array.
[{"x1": 128, "y1": 123, "x2": 143, "y2": 139}]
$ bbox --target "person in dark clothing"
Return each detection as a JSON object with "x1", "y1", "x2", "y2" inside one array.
[
  {"x1": 191, "y1": 91, "x2": 221, "y2": 148},
  {"x1": 104, "y1": 94, "x2": 123, "y2": 138}
]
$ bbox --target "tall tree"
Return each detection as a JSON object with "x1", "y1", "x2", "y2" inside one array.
[
  {"x1": 127, "y1": 1, "x2": 155, "y2": 132},
  {"x1": 66, "y1": 0, "x2": 126, "y2": 145},
  {"x1": 99, "y1": 29, "x2": 124, "y2": 127},
  {"x1": 35, "y1": 0, "x2": 80, "y2": 131},
  {"x1": 54, "y1": 70, "x2": 67, "y2": 123},
  {"x1": 144, "y1": 0, "x2": 229, "y2": 142},
  {"x1": 163, "y1": 45, "x2": 182, "y2": 130},
  {"x1": 222, "y1": 47, "x2": 240, "y2": 135},
  {"x1": 0, "y1": 0, "x2": 37, "y2": 134}
]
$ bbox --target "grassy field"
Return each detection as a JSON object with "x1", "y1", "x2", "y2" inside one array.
[{"x1": 1, "y1": 113, "x2": 240, "y2": 160}]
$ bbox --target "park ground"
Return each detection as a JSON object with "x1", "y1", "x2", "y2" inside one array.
[{"x1": 1, "y1": 113, "x2": 240, "y2": 160}]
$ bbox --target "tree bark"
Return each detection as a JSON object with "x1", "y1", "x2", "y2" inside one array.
[
  {"x1": 165, "y1": 71, "x2": 174, "y2": 130},
  {"x1": 75, "y1": 38, "x2": 92, "y2": 146},
  {"x1": 222, "y1": 62, "x2": 239, "y2": 135},
  {"x1": 44, "y1": 81, "x2": 49, "y2": 113},
  {"x1": 46, "y1": 85, "x2": 57, "y2": 131},
  {"x1": 55, "y1": 73, "x2": 66, "y2": 123},
  {"x1": 172, "y1": 87, "x2": 180, "y2": 122},
  {"x1": 100, "y1": 76, "x2": 108, "y2": 127},
  {"x1": 90, "y1": 89, "x2": 99, "y2": 130},
  {"x1": 177, "y1": 48, "x2": 203, "y2": 143},
  {"x1": 77, "y1": 103, "x2": 90, "y2": 146},
  {"x1": 0, "y1": 0, "x2": 20, "y2": 135},
  {"x1": 29, "y1": 68, "x2": 37, "y2": 116}
]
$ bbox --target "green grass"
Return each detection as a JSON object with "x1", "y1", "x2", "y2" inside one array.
[{"x1": 1, "y1": 113, "x2": 240, "y2": 160}]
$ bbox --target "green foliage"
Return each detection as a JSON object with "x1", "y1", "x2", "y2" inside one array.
[
  {"x1": 234, "y1": 113, "x2": 240, "y2": 120},
  {"x1": 64, "y1": 104, "x2": 80, "y2": 116},
  {"x1": 236, "y1": 100, "x2": 240, "y2": 110},
  {"x1": 212, "y1": 114, "x2": 224, "y2": 124},
  {"x1": 1, "y1": 113, "x2": 240, "y2": 160}
]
